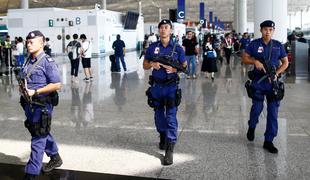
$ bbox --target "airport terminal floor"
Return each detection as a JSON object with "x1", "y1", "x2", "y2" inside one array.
[{"x1": 0, "y1": 52, "x2": 309, "y2": 179}]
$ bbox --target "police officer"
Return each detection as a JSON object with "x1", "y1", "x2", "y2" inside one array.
[
  {"x1": 4, "y1": 35, "x2": 12, "y2": 67},
  {"x1": 21, "y1": 30, "x2": 62, "y2": 180},
  {"x1": 143, "y1": 19, "x2": 187, "y2": 165},
  {"x1": 242, "y1": 20, "x2": 288, "y2": 153}
]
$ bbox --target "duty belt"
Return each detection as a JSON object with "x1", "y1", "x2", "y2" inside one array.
[{"x1": 149, "y1": 75, "x2": 179, "y2": 85}]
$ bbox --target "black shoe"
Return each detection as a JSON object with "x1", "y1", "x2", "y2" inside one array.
[
  {"x1": 211, "y1": 77, "x2": 214, "y2": 82},
  {"x1": 42, "y1": 153, "x2": 63, "y2": 173},
  {"x1": 159, "y1": 132, "x2": 166, "y2": 150},
  {"x1": 83, "y1": 78, "x2": 90, "y2": 82},
  {"x1": 23, "y1": 173, "x2": 36, "y2": 180},
  {"x1": 247, "y1": 127, "x2": 255, "y2": 141},
  {"x1": 263, "y1": 141, "x2": 278, "y2": 154},
  {"x1": 163, "y1": 142, "x2": 175, "y2": 166}
]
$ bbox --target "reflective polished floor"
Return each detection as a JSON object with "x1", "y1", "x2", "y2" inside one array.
[{"x1": 0, "y1": 52, "x2": 309, "y2": 180}]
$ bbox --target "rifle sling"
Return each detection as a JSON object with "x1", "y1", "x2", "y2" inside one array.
[{"x1": 25, "y1": 54, "x2": 47, "y2": 79}]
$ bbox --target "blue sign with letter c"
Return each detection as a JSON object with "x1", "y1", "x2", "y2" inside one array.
[{"x1": 177, "y1": 0, "x2": 185, "y2": 19}]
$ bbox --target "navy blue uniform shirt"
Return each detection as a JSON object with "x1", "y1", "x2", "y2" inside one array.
[
  {"x1": 112, "y1": 39, "x2": 126, "y2": 56},
  {"x1": 245, "y1": 38, "x2": 287, "y2": 77},
  {"x1": 23, "y1": 52, "x2": 61, "y2": 91},
  {"x1": 145, "y1": 40, "x2": 186, "y2": 80}
]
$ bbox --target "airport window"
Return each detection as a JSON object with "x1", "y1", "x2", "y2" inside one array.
[
  {"x1": 57, "y1": 35, "x2": 62, "y2": 40},
  {"x1": 66, "y1": 35, "x2": 70, "y2": 40}
]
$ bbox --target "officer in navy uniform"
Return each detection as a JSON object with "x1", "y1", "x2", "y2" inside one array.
[
  {"x1": 21, "y1": 31, "x2": 62, "y2": 180},
  {"x1": 242, "y1": 20, "x2": 288, "y2": 153},
  {"x1": 143, "y1": 19, "x2": 187, "y2": 165}
]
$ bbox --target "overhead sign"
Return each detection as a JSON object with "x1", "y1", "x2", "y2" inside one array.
[
  {"x1": 177, "y1": 0, "x2": 185, "y2": 19},
  {"x1": 209, "y1": 11, "x2": 213, "y2": 24},
  {"x1": 200, "y1": 2, "x2": 204, "y2": 21}
]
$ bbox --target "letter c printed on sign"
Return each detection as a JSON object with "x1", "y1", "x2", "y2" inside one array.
[{"x1": 178, "y1": 11, "x2": 185, "y2": 19}]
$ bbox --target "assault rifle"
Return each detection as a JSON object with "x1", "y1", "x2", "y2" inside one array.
[
  {"x1": 152, "y1": 55, "x2": 188, "y2": 74},
  {"x1": 14, "y1": 68, "x2": 32, "y2": 105},
  {"x1": 257, "y1": 58, "x2": 284, "y2": 99}
]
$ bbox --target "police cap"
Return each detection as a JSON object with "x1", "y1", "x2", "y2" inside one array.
[
  {"x1": 26, "y1": 30, "x2": 45, "y2": 40},
  {"x1": 260, "y1": 20, "x2": 275, "y2": 29},
  {"x1": 158, "y1": 19, "x2": 172, "y2": 29}
]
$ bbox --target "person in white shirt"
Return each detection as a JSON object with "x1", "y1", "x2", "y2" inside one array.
[
  {"x1": 148, "y1": 33, "x2": 157, "y2": 44},
  {"x1": 80, "y1": 34, "x2": 92, "y2": 82},
  {"x1": 16, "y1": 37, "x2": 24, "y2": 67}
]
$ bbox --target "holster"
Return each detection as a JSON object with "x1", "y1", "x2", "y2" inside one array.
[
  {"x1": 247, "y1": 70, "x2": 255, "y2": 80},
  {"x1": 145, "y1": 87, "x2": 182, "y2": 109},
  {"x1": 271, "y1": 81, "x2": 285, "y2": 101},
  {"x1": 20, "y1": 96, "x2": 26, "y2": 110},
  {"x1": 245, "y1": 80, "x2": 254, "y2": 99},
  {"x1": 146, "y1": 87, "x2": 156, "y2": 108},
  {"x1": 50, "y1": 91, "x2": 59, "y2": 106},
  {"x1": 24, "y1": 108, "x2": 51, "y2": 137},
  {"x1": 32, "y1": 91, "x2": 59, "y2": 107},
  {"x1": 175, "y1": 89, "x2": 182, "y2": 107}
]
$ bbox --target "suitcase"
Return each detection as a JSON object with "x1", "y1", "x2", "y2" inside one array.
[{"x1": 109, "y1": 54, "x2": 117, "y2": 72}]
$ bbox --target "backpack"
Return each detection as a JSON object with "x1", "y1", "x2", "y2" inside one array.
[
  {"x1": 206, "y1": 50, "x2": 217, "y2": 58},
  {"x1": 68, "y1": 41, "x2": 79, "y2": 60}
]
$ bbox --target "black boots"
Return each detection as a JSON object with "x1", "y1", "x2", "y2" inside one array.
[
  {"x1": 263, "y1": 141, "x2": 278, "y2": 154},
  {"x1": 247, "y1": 127, "x2": 278, "y2": 154},
  {"x1": 42, "y1": 153, "x2": 63, "y2": 173},
  {"x1": 163, "y1": 142, "x2": 175, "y2": 166},
  {"x1": 159, "y1": 132, "x2": 166, "y2": 150},
  {"x1": 247, "y1": 127, "x2": 255, "y2": 141},
  {"x1": 23, "y1": 174, "x2": 36, "y2": 180}
]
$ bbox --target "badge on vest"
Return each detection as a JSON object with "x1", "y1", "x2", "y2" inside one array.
[
  {"x1": 154, "y1": 47, "x2": 160, "y2": 54},
  {"x1": 258, "y1": 46, "x2": 264, "y2": 53}
]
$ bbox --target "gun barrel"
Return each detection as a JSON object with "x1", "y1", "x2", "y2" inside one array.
[{"x1": 153, "y1": 56, "x2": 188, "y2": 74}]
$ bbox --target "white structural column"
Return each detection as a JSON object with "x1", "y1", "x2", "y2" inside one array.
[
  {"x1": 300, "y1": 10, "x2": 303, "y2": 29},
  {"x1": 254, "y1": 0, "x2": 287, "y2": 42},
  {"x1": 139, "y1": 1, "x2": 142, "y2": 16},
  {"x1": 234, "y1": 0, "x2": 239, "y2": 32},
  {"x1": 238, "y1": 0, "x2": 247, "y2": 33},
  {"x1": 102, "y1": 0, "x2": 107, "y2": 10},
  {"x1": 159, "y1": 7, "x2": 162, "y2": 21},
  {"x1": 21, "y1": 0, "x2": 29, "y2": 9}
]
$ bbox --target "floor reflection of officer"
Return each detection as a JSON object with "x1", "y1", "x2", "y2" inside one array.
[
  {"x1": 71, "y1": 83, "x2": 82, "y2": 129},
  {"x1": 82, "y1": 82, "x2": 93, "y2": 127},
  {"x1": 202, "y1": 81, "x2": 217, "y2": 116},
  {"x1": 143, "y1": 19, "x2": 187, "y2": 165},
  {"x1": 242, "y1": 20, "x2": 288, "y2": 154},
  {"x1": 22, "y1": 31, "x2": 63, "y2": 180}
]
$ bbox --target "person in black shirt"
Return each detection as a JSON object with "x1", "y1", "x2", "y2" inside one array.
[
  {"x1": 66, "y1": 34, "x2": 82, "y2": 83},
  {"x1": 112, "y1": 34, "x2": 126, "y2": 72},
  {"x1": 182, "y1": 31, "x2": 199, "y2": 79},
  {"x1": 297, "y1": 32, "x2": 308, "y2": 43}
]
